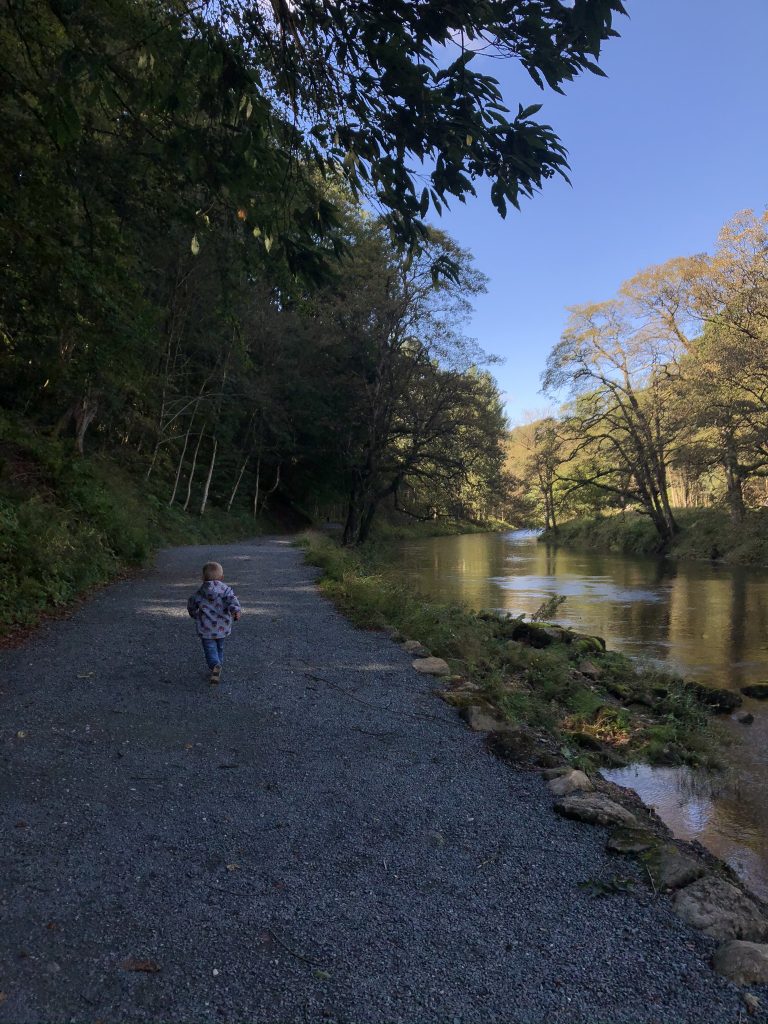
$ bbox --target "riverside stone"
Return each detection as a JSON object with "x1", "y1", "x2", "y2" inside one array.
[
  {"x1": 548, "y1": 770, "x2": 594, "y2": 797},
  {"x1": 412, "y1": 656, "x2": 450, "y2": 675},
  {"x1": 646, "y1": 844, "x2": 707, "y2": 890},
  {"x1": 402, "y1": 640, "x2": 431, "y2": 657},
  {"x1": 712, "y1": 941, "x2": 768, "y2": 985},
  {"x1": 606, "y1": 827, "x2": 657, "y2": 854},
  {"x1": 554, "y1": 792, "x2": 638, "y2": 828},
  {"x1": 578, "y1": 660, "x2": 602, "y2": 680},
  {"x1": 542, "y1": 767, "x2": 571, "y2": 780},
  {"x1": 741, "y1": 684, "x2": 768, "y2": 700},
  {"x1": 673, "y1": 876, "x2": 768, "y2": 941},
  {"x1": 461, "y1": 705, "x2": 511, "y2": 733}
]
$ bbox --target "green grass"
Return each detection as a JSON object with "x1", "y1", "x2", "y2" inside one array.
[
  {"x1": 0, "y1": 414, "x2": 273, "y2": 635},
  {"x1": 543, "y1": 508, "x2": 768, "y2": 565},
  {"x1": 298, "y1": 531, "x2": 722, "y2": 769}
]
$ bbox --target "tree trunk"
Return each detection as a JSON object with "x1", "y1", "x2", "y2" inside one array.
[
  {"x1": 199, "y1": 436, "x2": 218, "y2": 515},
  {"x1": 169, "y1": 411, "x2": 196, "y2": 507},
  {"x1": 227, "y1": 452, "x2": 250, "y2": 512},
  {"x1": 183, "y1": 428, "x2": 205, "y2": 512},
  {"x1": 74, "y1": 395, "x2": 98, "y2": 454},
  {"x1": 723, "y1": 438, "x2": 746, "y2": 520},
  {"x1": 252, "y1": 455, "x2": 261, "y2": 518}
]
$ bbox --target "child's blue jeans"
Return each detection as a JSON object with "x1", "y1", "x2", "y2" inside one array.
[{"x1": 201, "y1": 637, "x2": 225, "y2": 669}]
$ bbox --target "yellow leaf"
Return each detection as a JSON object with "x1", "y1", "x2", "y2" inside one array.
[{"x1": 191, "y1": 234, "x2": 200, "y2": 256}]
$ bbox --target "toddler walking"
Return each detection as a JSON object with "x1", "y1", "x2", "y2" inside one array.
[{"x1": 187, "y1": 561, "x2": 242, "y2": 684}]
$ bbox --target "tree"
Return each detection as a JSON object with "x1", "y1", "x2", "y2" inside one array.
[
  {"x1": 221, "y1": 0, "x2": 627, "y2": 246},
  {"x1": 543, "y1": 300, "x2": 683, "y2": 543}
]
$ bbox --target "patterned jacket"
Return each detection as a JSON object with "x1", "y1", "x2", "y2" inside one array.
[{"x1": 187, "y1": 580, "x2": 242, "y2": 639}]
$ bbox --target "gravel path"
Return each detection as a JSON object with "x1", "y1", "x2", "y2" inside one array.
[{"x1": 1, "y1": 537, "x2": 765, "y2": 1024}]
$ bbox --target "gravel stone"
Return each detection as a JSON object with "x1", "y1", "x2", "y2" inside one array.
[{"x1": 0, "y1": 537, "x2": 765, "y2": 1024}]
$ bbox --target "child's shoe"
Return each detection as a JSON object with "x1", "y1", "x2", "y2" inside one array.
[{"x1": 209, "y1": 665, "x2": 222, "y2": 685}]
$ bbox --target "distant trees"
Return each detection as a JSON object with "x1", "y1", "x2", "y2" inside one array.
[{"x1": 530, "y1": 209, "x2": 768, "y2": 542}]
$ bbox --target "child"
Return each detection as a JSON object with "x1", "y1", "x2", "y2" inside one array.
[{"x1": 187, "y1": 561, "x2": 242, "y2": 684}]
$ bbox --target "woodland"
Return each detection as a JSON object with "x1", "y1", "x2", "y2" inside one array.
[
  {"x1": 0, "y1": 0, "x2": 627, "y2": 624},
  {"x1": 506, "y1": 209, "x2": 768, "y2": 550}
]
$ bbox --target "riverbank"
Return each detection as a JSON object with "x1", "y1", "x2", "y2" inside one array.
[
  {"x1": 0, "y1": 414, "x2": 281, "y2": 641},
  {"x1": 299, "y1": 532, "x2": 728, "y2": 771},
  {"x1": 2, "y1": 536, "x2": 766, "y2": 1022},
  {"x1": 542, "y1": 508, "x2": 768, "y2": 565}
]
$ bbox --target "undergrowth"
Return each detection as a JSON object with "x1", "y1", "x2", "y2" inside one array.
[{"x1": 0, "y1": 414, "x2": 270, "y2": 635}]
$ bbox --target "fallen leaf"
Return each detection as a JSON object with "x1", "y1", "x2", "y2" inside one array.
[
  {"x1": 46, "y1": 922, "x2": 58, "y2": 931},
  {"x1": 16, "y1": 731, "x2": 26, "y2": 739},
  {"x1": 77, "y1": 672, "x2": 94, "y2": 679},
  {"x1": 122, "y1": 958, "x2": 160, "y2": 973},
  {"x1": 313, "y1": 969, "x2": 331, "y2": 981},
  {"x1": 184, "y1": 743, "x2": 193, "y2": 750},
  {"x1": 15, "y1": 821, "x2": 27, "y2": 829},
  {"x1": 225, "y1": 863, "x2": 240, "y2": 872},
  {"x1": 0, "y1": 993, "x2": 7, "y2": 1005}
]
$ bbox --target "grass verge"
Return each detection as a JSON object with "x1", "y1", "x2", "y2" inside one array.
[
  {"x1": 298, "y1": 531, "x2": 726, "y2": 772},
  {"x1": 542, "y1": 508, "x2": 768, "y2": 565}
]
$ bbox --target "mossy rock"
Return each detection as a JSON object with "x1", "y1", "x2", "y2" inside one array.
[
  {"x1": 604, "y1": 681, "x2": 632, "y2": 700},
  {"x1": 684, "y1": 681, "x2": 742, "y2": 714},
  {"x1": 741, "y1": 684, "x2": 768, "y2": 700},
  {"x1": 572, "y1": 635, "x2": 606, "y2": 656},
  {"x1": 607, "y1": 826, "x2": 658, "y2": 854},
  {"x1": 510, "y1": 622, "x2": 570, "y2": 648}
]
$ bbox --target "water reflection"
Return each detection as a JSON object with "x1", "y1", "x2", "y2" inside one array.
[{"x1": 390, "y1": 531, "x2": 768, "y2": 900}]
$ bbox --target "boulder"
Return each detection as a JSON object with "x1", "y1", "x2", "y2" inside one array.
[
  {"x1": 412, "y1": 656, "x2": 450, "y2": 676},
  {"x1": 738, "y1": 713, "x2": 755, "y2": 725},
  {"x1": 438, "y1": 689, "x2": 477, "y2": 708},
  {"x1": 741, "y1": 684, "x2": 768, "y2": 700},
  {"x1": 534, "y1": 752, "x2": 565, "y2": 770},
  {"x1": 712, "y1": 941, "x2": 768, "y2": 985},
  {"x1": 607, "y1": 826, "x2": 657, "y2": 854},
  {"x1": 684, "y1": 681, "x2": 742, "y2": 714},
  {"x1": 461, "y1": 705, "x2": 511, "y2": 733},
  {"x1": 486, "y1": 727, "x2": 535, "y2": 764},
  {"x1": 402, "y1": 640, "x2": 431, "y2": 657},
  {"x1": 542, "y1": 766, "x2": 571, "y2": 780},
  {"x1": 509, "y1": 622, "x2": 570, "y2": 648},
  {"x1": 578, "y1": 660, "x2": 603, "y2": 681},
  {"x1": 554, "y1": 792, "x2": 638, "y2": 828},
  {"x1": 645, "y1": 844, "x2": 707, "y2": 890},
  {"x1": 571, "y1": 632, "x2": 607, "y2": 653},
  {"x1": 548, "y1": 770, "x2": 594, "y2": 797},
  {"x1": 673, "y1": 876, "x2": 768, "y2": 941}
]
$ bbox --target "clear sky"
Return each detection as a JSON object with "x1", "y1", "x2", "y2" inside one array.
[{"x1": 435, "y1": 0, "x2": 768, "y2": 423}]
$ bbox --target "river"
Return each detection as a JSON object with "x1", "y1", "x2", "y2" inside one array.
[{"x1": 388, "y1": 530, "x2": 768, "y2": 901}]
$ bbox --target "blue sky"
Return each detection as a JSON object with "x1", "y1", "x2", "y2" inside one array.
[{"x1": 435, "y1": 0, "x2": 768, "y2": 423}]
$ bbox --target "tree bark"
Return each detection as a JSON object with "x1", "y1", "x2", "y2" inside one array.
[
  {"x1": 183, "y1": 428, "x2": 205, "y2": 512},
  {"x1": 199, "y1": 436, "x2": 218, "y2": 515}
]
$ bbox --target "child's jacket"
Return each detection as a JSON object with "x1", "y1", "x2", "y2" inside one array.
[{"x1": 187, "y1": 580, "x2": 242, "y2": 638}]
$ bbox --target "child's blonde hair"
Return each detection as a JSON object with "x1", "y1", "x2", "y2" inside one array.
[{"x1": 202, "y1": 561, "x2": 224, "y2": 581}]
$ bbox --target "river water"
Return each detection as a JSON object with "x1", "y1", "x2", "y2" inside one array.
[{"x1": 389, "y1": 530, "x2": 768, "y2": 901}]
